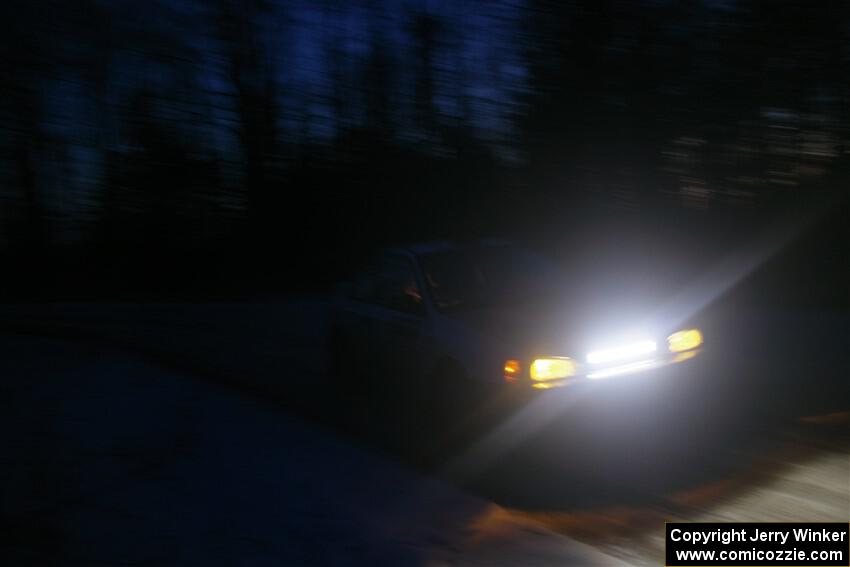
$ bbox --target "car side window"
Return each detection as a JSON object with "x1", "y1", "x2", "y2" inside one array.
[{"x1": 374, "y1": 256, "x2": 424, "y2": 315}]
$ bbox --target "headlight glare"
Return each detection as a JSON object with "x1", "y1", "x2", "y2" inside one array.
[{"x1": 586, "y1": 340, "x2": 656, "y2": 364}]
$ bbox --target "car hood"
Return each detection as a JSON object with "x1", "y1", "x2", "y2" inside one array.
[{"x1": 444, "y1": 293, "x2": 687, "y2": 359}]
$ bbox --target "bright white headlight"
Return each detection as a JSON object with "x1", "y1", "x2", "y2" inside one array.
[
  {"x1": 587, "y1": 358, "x2": 661, "y2": 379},
  {"x1": 586, "y1": 340, "x2": 657, "y2": 364}
]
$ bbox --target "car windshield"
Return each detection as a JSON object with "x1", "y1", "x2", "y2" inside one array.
[{"x1": 418, "y1": 245, "x2": 561, "y2": 312}]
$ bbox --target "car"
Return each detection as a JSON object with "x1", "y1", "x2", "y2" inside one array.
[{"x1": 329, "y1": 240, "x2": 705, "y2": 415}]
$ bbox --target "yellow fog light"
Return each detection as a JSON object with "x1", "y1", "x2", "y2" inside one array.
[
  {"x1": 530, "y1": 357, "x2": 577, "y2": 381},
  {"x1": 667, "y1": 329, "x2": 703, "y2": 353}
]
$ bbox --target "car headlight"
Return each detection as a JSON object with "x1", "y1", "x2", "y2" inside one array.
[
  {"x1": 530, "y1": 357, "x2": 577, "y2": 381},
  {"x1": 667, "y1": 329, "x2": 703, "y2": 353}
]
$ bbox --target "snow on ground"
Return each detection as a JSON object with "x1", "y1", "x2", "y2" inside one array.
[
  {"x1": 599, "y1": 432, "x2": 850, "y2": 566},
  {"x1": 504, "y1": 413, "x2": 850, "y2": 566},
  {"x1": 0, "y1": 334, "x2": 629, "y2": 566}
]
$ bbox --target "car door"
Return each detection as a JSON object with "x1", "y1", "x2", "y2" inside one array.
[
  {"x1": 369, "y1": 254, "x2": 428, "y2": 387},
  {"x1": 337, "y1": 258, "x2": 385, "y2": 379}
]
